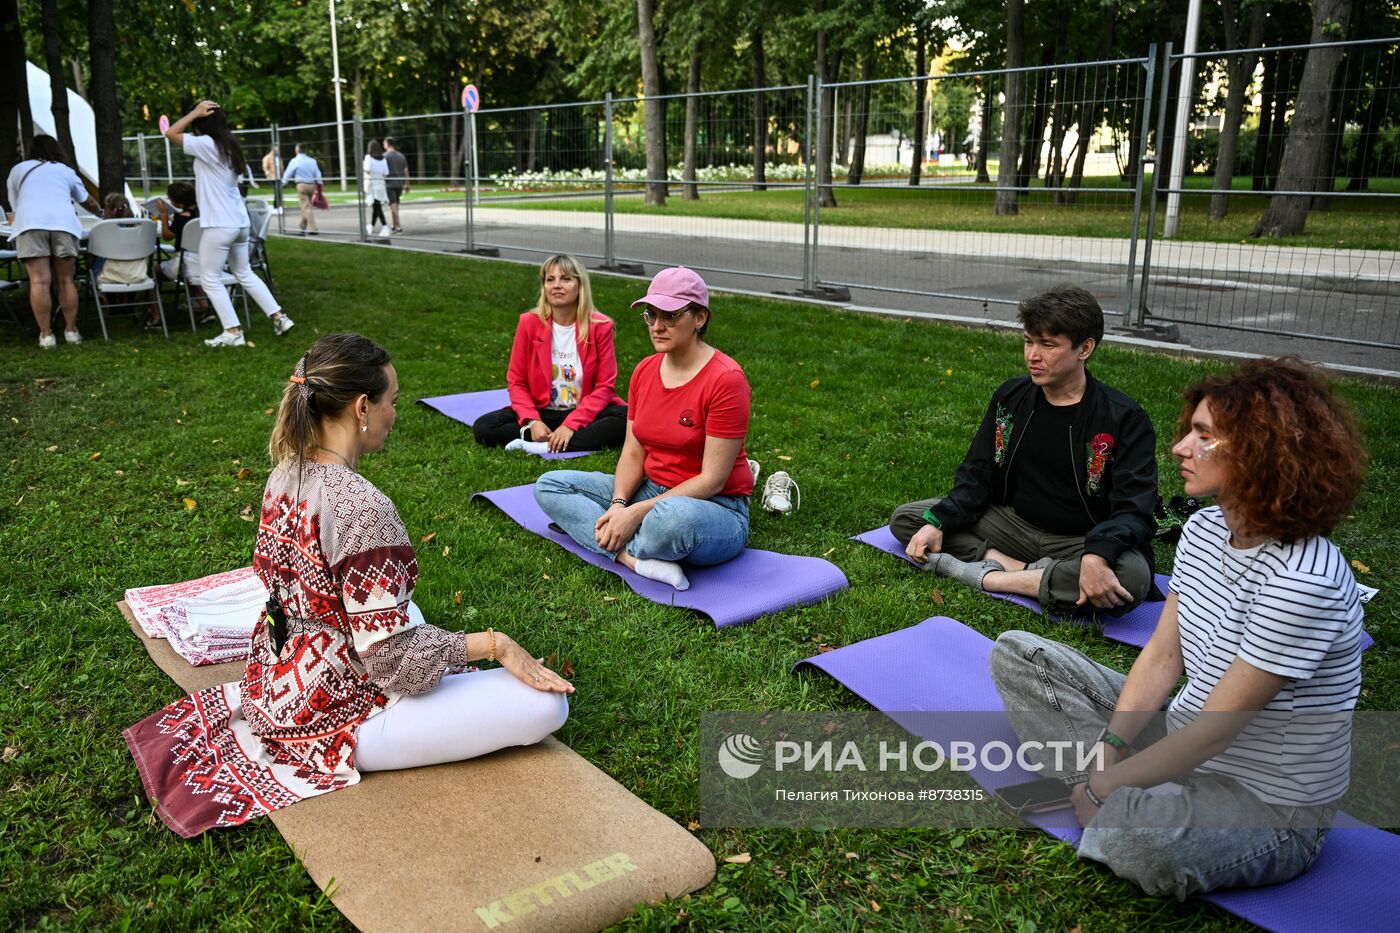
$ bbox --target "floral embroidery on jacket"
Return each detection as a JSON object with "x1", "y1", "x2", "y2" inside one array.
[
  {"x1": 1085, "y1": 432, "x2": 1115, "y2": 495},
  {"x1": 994, "y1": 405, "x2": 1014, "y2": 467}
]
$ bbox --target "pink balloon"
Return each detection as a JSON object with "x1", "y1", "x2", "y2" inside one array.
[{"x1": 158, "y1": 114, "x2": 171, "y2": 133}]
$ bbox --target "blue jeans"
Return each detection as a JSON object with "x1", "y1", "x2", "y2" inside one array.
[
  {"x1": 989, "y1": 630, "x2": 1334, "y2": 900},
  {"x1": 533, "y1": 470, "x2": 749, "y2": 565}
]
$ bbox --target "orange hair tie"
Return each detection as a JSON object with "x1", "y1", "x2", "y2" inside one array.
[{"x1": 289, "y1": 375, "x2": 306, "y2": 385}]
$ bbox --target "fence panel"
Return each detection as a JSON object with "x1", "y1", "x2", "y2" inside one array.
[
  {"x1": 1139, "y1": 39, "x2": 1400, "y2": 349},
  {"x1": 814, "y1": 57, "x2": 1154, "y2": 319}
]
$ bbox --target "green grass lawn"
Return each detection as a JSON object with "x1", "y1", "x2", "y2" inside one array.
[
  {"x1": 1, "y1": 240, "x2": 1395, "y2": 930},
  {"x1": 499, "y1": 177, "x2": 1400, "y2": 251}
]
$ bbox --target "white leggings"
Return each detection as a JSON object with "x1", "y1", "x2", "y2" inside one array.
[
  {"x1": 198, "y1": 225, "x2": 281, "y2": 330},
  {"x1": 355, "y1": 667, "x2": 569, "y2": 772}
]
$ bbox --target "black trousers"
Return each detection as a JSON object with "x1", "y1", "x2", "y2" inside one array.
[
  {"x1": 471, "y1": 403, "x2": 628, "y2": 451},
  {"x1": 370, "y1": 200, "x2": 388, "y2": 227}
]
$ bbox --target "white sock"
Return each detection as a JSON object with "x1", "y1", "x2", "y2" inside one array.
[
  {"x1": 505, "y1": 439, "x2": 549, "y2": 455},
  {"x1": 632, "y1": 558, "x2": 690, "y2": 591}
]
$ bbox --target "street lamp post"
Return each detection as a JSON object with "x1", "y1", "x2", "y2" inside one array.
[{"x1": 330, "y1": 0, "x2": 348, "y2": 192}]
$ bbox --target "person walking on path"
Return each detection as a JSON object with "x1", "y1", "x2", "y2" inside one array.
[
  {"x1": 164, "y1": 100, "x2": 294, "y2": 347},
  {"x1": 281, "y1": 143, "x2": 323, "y2": 235},
  {"x1": 4, "y1": 134, "x2": 101, "y2": 348},
  {"x1": 383, "y1": 137, "x2": 410, "y2": 234}
]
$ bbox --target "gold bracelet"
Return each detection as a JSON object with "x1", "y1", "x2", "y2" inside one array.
[{"x1": 487, "y1": 627, "x2": 496, "y2": 663}]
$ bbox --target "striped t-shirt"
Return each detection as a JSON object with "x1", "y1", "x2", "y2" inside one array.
[{"x1": 1167, "y1": 507, "x2": 1363, "y2": 806}]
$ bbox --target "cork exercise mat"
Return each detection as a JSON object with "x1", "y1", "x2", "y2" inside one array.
[{"x1": 121, "y1": 600, "x2": 716, "y2": 932}]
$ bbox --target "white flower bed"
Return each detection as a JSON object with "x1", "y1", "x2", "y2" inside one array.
[{"x1": 485, "y1": 162, "x2": 858, "y2": 190}]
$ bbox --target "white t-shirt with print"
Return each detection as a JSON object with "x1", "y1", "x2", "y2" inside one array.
[
  {"x1": 6, "y1": 160, "x2": 89, "y2": 238},
  {"x1": 546, "y1": 321, "x2": 583, "y2": 410},
  {"x1": 182, "y1": 135, "x2": 249, "y2": 229}
]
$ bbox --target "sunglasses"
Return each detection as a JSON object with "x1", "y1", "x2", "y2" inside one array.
[{"x1": 640, "y1": 308, "x2": 692, "y2": 328}]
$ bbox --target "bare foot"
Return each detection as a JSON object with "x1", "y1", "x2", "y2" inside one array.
[{"x1": 984, "y1": 547, "x2": 1027, "y2": 572}]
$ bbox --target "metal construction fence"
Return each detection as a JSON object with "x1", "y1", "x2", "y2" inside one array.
[{"x1": 123, "y1": 38, "x2": 1400, "y2": 352}]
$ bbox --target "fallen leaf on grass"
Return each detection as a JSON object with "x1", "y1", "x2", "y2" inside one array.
[
  {"x1": 816, "y1": 643, "x2": 837, "y2": 653},
  {"x1": 870, "y1": 900, "x2": 881, "y2": 913},
  {"x1": 420, "y1": 532, "x2": 437, "y2": 544},
  {"x1": 723, "y1": 852, "x2": 752, "y2": 864},
  {"x1": 442, "y1": 546, "x2": 451, "y2": 557},
  {"x1": 931, "y1": 588, "x2": 945, "y2": 605},
  {"x1": 777, "y1": 455, "x2": 793, "y2": 461},
  {"x1": 1, "y1": 746, "x2": 18, "y2": 762},
  {"x1": 236, "y1": 467, "x2": 252, "y2": 480},
  {"x1": 183, "y1": 498, "x2": 197, "y2": 510},
  {"x1": 687, "y1": 821, "x2": 700, "y2": 832},
  {"x1": 34, "y1": 377, "x2": 56, "y2": 386},
  {"x1": 454, "y1": 591, "x2": 463, "y2": 605},
  {"x1": 944, "y1": 369, "x2": 953, "y2": 377},
  {"x1": 88, "y1": 451, "x2": 102, "y2": 461},
  {"x1": 822, "y1": 547, "x2": 836, "y2": 558},
  {"x1": 809, "y1": 379, "x2": 820, "y2": 389},
  {"x1": 1351, "y1": 559, "x2": 1371, "y2": 574},
  {"x1": 602, "y1": 595, "x2": 617, "y2": 602},
  {"x1": 264, "y1": 407, "x2": 275, "y2": 415},
  {"x1": 844, "y1": 852, "x2": 859, "y2": 859},
  {"x1": 542, "y1": 573, "x2": 551, "y2": 581},
  {"x1": 546, "y1": 653, "x2": 558, "y2": 667},
  {"x1": 561, "y1": 658, "x2": 575, "y2": 677},
  {"x1": 45, "y1": 445, "x2": 58, "y2": 453},
  {"x1": 175, "y1": 478, "x2": 191, "y2": 486}
]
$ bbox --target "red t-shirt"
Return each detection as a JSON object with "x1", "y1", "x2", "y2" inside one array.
[{"x1": 628, "y1": 350, "x2": 753, "y2": 497}]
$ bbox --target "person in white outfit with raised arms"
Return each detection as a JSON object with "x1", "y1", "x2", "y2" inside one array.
[{"x1": 164, "y1": 100, "x2": 294, "y2": 347}]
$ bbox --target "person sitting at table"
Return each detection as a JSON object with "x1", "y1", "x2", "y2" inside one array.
[
  {"x1": 124, "y1": 333, "x2": 573, "y2": 837},
  {"x1": 472, "y1": 254, "x2": 627, "y2": 453},
  {"x1": 533, "y1": 267, "x2": 755, "y2": 591},
  {"x1": 4, "y1": 133, "x2": 101, "y2": 348},
  {"x1": 990, "y1": 357, "x2": 1367, "y2": 899}
]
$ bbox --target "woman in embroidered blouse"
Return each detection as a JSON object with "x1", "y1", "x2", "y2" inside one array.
[
  {"x1": 125, "y1": 334, "x2": 571, "y2": 838},
  {"x1": 989, "y1": 357, "x2": 1366, "y2": 899},
  {"x1": 472, "y1": 255, "x2": 627, "y2": 453}
]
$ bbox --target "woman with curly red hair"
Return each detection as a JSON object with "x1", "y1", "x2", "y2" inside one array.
[{"x1": 990, "y1": 357, "x2": 1368, "y2": 899}]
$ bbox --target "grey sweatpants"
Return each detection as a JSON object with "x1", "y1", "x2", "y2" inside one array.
[{"x1": 989, "y1": 630, "x2": 1334, "y2": 899}]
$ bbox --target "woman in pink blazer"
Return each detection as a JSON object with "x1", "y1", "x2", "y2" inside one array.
[{"x1": 473, "y1": 255, "x2": 627, "y2": 452}]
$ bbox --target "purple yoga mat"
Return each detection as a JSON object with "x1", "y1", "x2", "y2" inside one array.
[
  {"x1": 417, "y1": 389, "x2": 591, "y2": 460},
  {"x1": 473, "y1": 483, "x2": 849, "y2": 629},
  {"x1": 852, "y1": 525, "x2": 1375, "y2": 651},
  {"x1": 796, "y1": 618, "x2": 1400, "y2": 933}
]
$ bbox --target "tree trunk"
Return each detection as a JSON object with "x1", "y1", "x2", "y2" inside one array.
[
  {"x1": 1253, "y1": 0, "x2": 1353, "y2": 238},
  {"x1": 1, "y1": 0, "x2": 34, "y2": 198},
  {"x1": 41, "y1": 0, "x2": 76, "y2": 166},
  {"x1": 815, "y1": 6, "x2": 839, "y2": 209},
  {"x1": 1018, "y1": 45, "x2": 1054, "y2": 189},
  {"x1": 977, "y1": 79, "x2": 993, "y2": 183},
  {"x1": 87, "y1": 0, "x2": 122, "y2": 200},
  {"x1": 909, "y1": 26, "x2": 927, "y2": 186},
  {"x1": 637, "y1": 0, "x2": 667, "y2": 205},
  {"x1": 683, "y1": 47, "x2": 701, "y2": 200},
  {"x1": 69, "y1": 56, "x2": 85, "y2": 99},
  {"x1": 849, "y1": 52, "x2": 873, "y2": 185},
  {"x1": 995, "y1": 0, "x2": 1026, "y2": 214},
  {"x1": 1209, "y1": 0, "x2": 1264, "y2": 219},
  {"x1": 751, "y1": 29, "x2": 767, "y2": 191}
]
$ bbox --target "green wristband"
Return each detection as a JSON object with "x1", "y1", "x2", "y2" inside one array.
[{"x1": 921, "y1": 508, "x2": 942, "y2": 529}]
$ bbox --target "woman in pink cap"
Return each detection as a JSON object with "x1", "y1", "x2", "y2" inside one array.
[{"x1": 534, "y1": 267, "x2": 755, "y2": 590}]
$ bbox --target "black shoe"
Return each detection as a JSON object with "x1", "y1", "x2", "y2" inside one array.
[{"x1": 140, "y1": 317, "x2": 165, "y2": 332}]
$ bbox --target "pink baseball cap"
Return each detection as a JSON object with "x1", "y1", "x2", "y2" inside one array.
[{"x1": 630, "y1": 267, "x2": 708, "y2": 313}]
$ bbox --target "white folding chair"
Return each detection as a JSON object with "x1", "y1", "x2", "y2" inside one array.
[
  {"x1": 86, "y1": 219, "x2": 168, "y2": 339},
  {"x1": 244, "y1": 198, "x2": 274, "y2": 286},
  {"x1": 177, "y1": 219, "x2": 250, "y2": 332}
]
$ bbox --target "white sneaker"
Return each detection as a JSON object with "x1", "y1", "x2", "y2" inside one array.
[
  {"x1": 748, "y1": 458, "x2": 761, "y2": 487},
  {"x1": 39, "y1": 333, "x2": 57, "y2": 349},
  {"x1": 366, "y1": 222, "x2": 374, "y2": 235},
  {"x1": 271, "y1": 314, "x2": 295, "y2": 336},
  {"x1": 64, "y1": 330, "x2": 82, "y2": 344},
  {"x1": 762, "y1": 471, "x2": 800, "y2": 514},
  {"x1": 204, "y1": 330, "x2": 247, "y2": 348}
]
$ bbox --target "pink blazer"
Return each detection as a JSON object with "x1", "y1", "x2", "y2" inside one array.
[{"x1": 505, "y1": 310, "x2": 625, "y2": 429}]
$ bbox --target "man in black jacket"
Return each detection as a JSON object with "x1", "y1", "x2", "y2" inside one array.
[{"x1": 890, "y1": 286, "x2": 1159, "y2": 613}]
